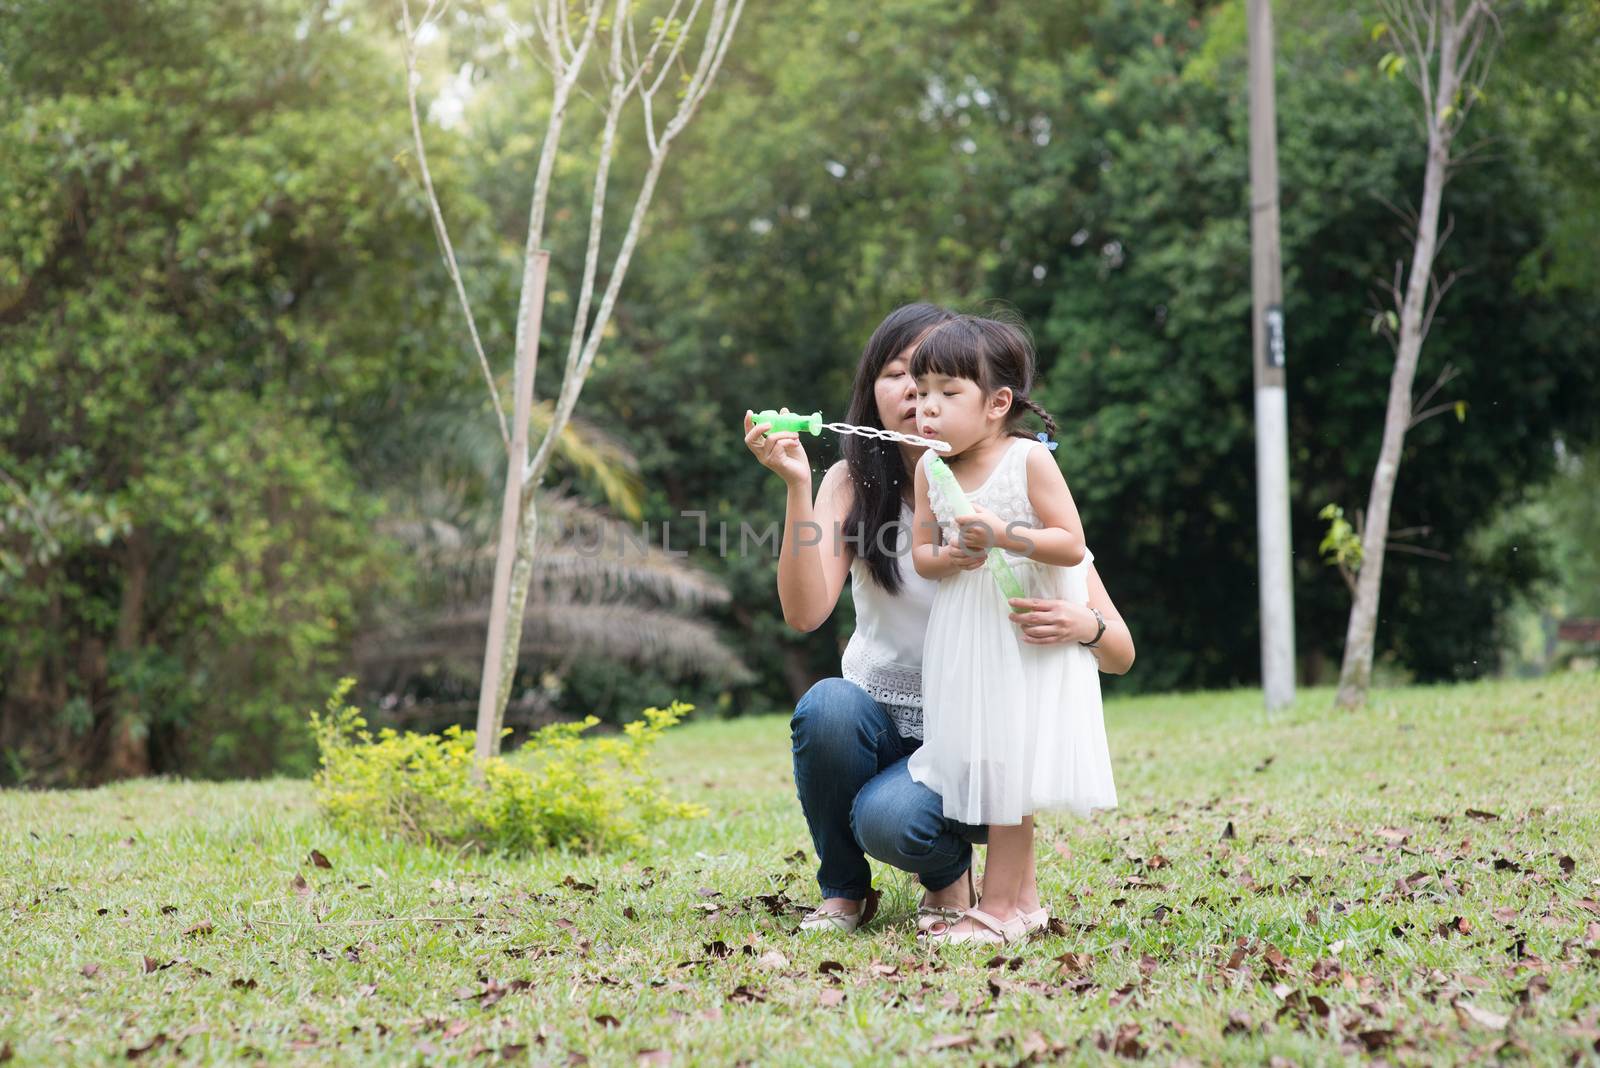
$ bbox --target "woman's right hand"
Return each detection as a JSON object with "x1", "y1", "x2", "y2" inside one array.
[{"x1": 744, "y1": 408, "x2": 812, "y2": 487}]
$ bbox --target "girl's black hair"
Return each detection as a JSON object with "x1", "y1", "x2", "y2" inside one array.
[
  {"x1": 909, "y1": 314, "x2": 1061, "y2": 438},
  {"x1": 842, "y1": 302, "x2": 957, "y2": 594}
]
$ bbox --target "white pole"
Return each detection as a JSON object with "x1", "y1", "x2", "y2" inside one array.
[{"x1": 1248, "y1": 0, "x2": 1296, "y2": 710}]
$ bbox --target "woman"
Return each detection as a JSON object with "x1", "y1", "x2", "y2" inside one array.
[{"x1": 742, "y1": 303, "x2": 1135, "y2": 935}]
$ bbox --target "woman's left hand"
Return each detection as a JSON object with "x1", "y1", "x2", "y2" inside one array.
[{"x1": 1006, "y1": 597, "x2": 1096, "y2": 645}]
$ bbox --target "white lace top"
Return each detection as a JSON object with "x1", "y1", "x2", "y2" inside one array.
[{"x1": 840, "y1": 499, "x2": 937, "y2": 739}]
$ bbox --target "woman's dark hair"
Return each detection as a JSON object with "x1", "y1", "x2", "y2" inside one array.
[
  {"x1": 909, "y1": 314, "x2": 1060, "y2": 438},
  {"x1": 842, "y1": 302, "x2": 957, "y2": 595}
]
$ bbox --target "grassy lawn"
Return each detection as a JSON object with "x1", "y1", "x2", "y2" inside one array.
[{"x1": 3, "y1": 673, "x2": 1599, "y2": 1065}]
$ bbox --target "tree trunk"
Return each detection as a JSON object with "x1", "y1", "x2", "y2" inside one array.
[
  {"x1": 473, "y1": 251, "x2": 549, "y2": 765},
  {"x1": 1335, "y1": 22, "x2": 1463, "y2": 708},
  {"x1": 105, "y1": 531, "x2": 151, "y2": 779}
]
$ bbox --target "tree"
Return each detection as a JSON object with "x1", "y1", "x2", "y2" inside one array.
[
  {"x1": 1334, "y1": 0, "x2": 1502, "y2": 707},
  {"x1": 0, "y1": 0, "x2": 464, "y2": 783},
  {"x1": 353, "y1": 395, "x2": 749, "y2": 730},
  {"x1": 398, "y1": 0, "x2": 746, "y2": 763}
]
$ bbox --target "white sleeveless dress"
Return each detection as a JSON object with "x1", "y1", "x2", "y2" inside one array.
[{"x1": 907, "y1": 437, "x2": 1117, "y2": 825}]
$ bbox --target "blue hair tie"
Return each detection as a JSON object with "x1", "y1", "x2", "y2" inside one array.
[{"x1": 1035, "y1": 431, "x2": 1058, "y2": 452}]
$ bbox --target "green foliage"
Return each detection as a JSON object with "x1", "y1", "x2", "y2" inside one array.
[
  {"x1": 1317, "y1": 504, "x2": 1363, "y2": 578},
  {"x1": 574, "y1": 0, "x2": 1599, "y2": 697},
  {"x1": 309, "y1": 679, "x2": 708, "y2": 854},
  {"x1": 0, "y1": 0, "x2": 468, "y2": 782}
]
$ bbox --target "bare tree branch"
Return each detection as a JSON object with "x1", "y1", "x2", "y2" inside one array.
[
  {"x1": 1384, "y1": 542, "x2": 1451, "y2": 560},
  {"x1": 1410, "y1": 361, "x2": 1461, "y2": 416},
  {"x1": 524, "y1": 0, "x2": 745, "y2": 494},
  {"x1": 401, "y1": 0, "x2": 510, "y2": 448}
]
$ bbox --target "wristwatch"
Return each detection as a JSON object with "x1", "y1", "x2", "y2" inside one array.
[{"x1": 1081, "y1": 607, "x2": 1106, "y2": 649}]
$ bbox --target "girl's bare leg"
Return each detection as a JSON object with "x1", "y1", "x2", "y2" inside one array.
[
  {"x1": 1020, "y1": 821, "x2": 1040, "y2": 912},
  {"x1": 943, "y1": 816, "x2": 1032, "y2": 937}
]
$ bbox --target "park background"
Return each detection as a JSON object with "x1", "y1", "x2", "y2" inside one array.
[
  {"x1": 6, "y1": 2, "x2": 1600, "y2": 1065},
  {"x1": 3, "y1": 0, "x2": 1598, "y2": 782}
]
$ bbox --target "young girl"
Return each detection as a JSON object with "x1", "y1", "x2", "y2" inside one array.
[{"x1": 906, "y1": 314, "x2": 1117, "y2": 945}]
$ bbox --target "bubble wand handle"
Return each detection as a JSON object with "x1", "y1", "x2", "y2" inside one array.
[
  {"x1": 926, "y1": 456, "x2": 1026, "y2": 602},
  {"x1": 749, "y1": 408, "x2": 951, "y2": 452}
]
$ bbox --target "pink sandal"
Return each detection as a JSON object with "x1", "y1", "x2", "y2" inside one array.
[
  {"x1": 916, "y1": 867, "x2": 977, "y2": 936},
  {"x1": 1020, "y1": 907, "x2": 1050, "y2": 935},
  {"x1": 922, "y1": 906, "x2": 1026, "y2": 946}
]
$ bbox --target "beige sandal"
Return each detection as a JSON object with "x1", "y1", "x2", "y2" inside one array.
[
  {"x1": 1020, "y1": 906, "x2": 1050, "y2": 935},
  {"x1": 916, "y1": 866, "x2": 977, "y2": 936},
  {"x1": 923, "y1": 906, "x2": 1026, "y2": 946},
  {"x1": 798, "y1": 885, "x2": 880, "y2": 934}
]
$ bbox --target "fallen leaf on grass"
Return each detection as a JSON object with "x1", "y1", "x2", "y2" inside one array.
[
  {"x1": 562, "y1": 876, "x2": 597, "y2": 894},
  {"x1": 1055, "y1": 951, "x2": 1093, "y2": 975},
  {"x1": 1465, "y1": 808, "x2": 1500, "y2": 821},
  {"x1": 755, "y1": 951, "x2": 789, "y2": 970},
  {"x1": 80, "y1": 964, "x2": 100, "y2": 979},
  {"x1": 1220, "y1": 821, "x2": 1236, "y2": 841},
  {"x1": 727, "y1": 984, "x2": 766, "y2": 1004},
  {"x1": 593, "y1": 1015, "x2": 621, "y2": 1029},
  {"x1": 125, "y1": 1033, "x2": 167, "y2": 1059},
  {"x1": 1355, "y1": 1029, "x2": 1395, "y2": 1052},
  {"x1": 291, "y1": 874, "x2": 311, "y2": 897},
  {"x1": 818, "y1": 988, "x2": 845, "y2": 1007},
  {"x1": 816, "y1": 960, "x2": 845, "y2": 977},
  {"x1": 1096, "y1": 1022, "x2": 1144, "y2": 1058},
  {"x1": 1559, "y1": 856, "x2": 1576, "y2": 877},
  {"x1": 1454, "y1": 1001, "x2": 1509, "y2": 1031},
  {"x1": 1437, "y1": 916, "x2": 1471, "y2": 937},
  {"x1": 637, "y1": 1051, "x2": 670, "y2": 1065},
  {"x1": 182, "y1": 920, "x2": 214, "y2": 937},
  {"x1": 231, "y1": 978, "x2": 257, "y2": 990},
  {"x1": 309, "y1": 849, "x2": 333, "y2": 870},
  {"x1": 928, "y1": 1034, "x2": 975, "y2": 1051},
  {"x1": 702, "y1": 940, "x2": 731, "y2": 959}
]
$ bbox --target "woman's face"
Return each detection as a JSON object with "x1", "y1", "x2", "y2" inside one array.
[
  {"x1": 916, "y1": 372, "x2": 1010, "y2": 457},
  {"x1": 873, "y1": 349, "x2": 921, "y2": 438}
]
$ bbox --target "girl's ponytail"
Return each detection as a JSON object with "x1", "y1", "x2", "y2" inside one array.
[{"x1": 1015, "y1": 395, "x2": 1060, "y2": 439}]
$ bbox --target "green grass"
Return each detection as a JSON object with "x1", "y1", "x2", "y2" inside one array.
[{"x1": 3, "y1": 674, "x2": 1599, "y2": 1065}]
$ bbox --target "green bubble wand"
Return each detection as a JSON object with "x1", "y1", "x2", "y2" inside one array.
[{"x1": 750, "y1": 409, "x2": 1024, "y2": 601}]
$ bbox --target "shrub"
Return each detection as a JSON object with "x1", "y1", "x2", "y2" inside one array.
[{"x1": 309, "y1": 679, "x2": 707, "y2": 854}]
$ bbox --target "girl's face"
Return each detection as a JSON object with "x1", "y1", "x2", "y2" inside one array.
[
  {"x1": 915, "y1": 372, "x2": 1011, "y2": 456},
  {"x1": 874, "y1": 349, "x2": 921, "y2": 438}
]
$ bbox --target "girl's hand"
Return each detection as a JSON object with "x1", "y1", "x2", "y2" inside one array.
[
  {"x1": 953, "y1": 506, "x2": 1009, "y2": 553},
  {"x1": 944, "y1": 543, "x2": 989, "y2": 573},
  {"x1": 1006, "y1": 597, "x2": 1098, "y2": 644},
  {"x1": 744, "y1": 408, "x2": 811, "y2": 487}
]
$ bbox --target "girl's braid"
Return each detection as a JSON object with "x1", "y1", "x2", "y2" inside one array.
[{"x1": 1016, "y1": 395, "x2": 1060, "y2": 438}]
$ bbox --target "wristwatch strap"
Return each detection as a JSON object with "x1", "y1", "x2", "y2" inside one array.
[{"x1": 1082, "y1": 607, "x2": 1106, "y2": 649}]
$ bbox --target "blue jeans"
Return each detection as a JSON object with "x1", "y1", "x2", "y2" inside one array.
[{"x1": 790, "y1": 677, "x2": 987, "y2": 902}]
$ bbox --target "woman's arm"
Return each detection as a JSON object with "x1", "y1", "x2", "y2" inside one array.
[
  {"x1": 744, "y1": 410, "x2": 855, "y2": 633},
  {"x1": 1006, "y1": 564, "x2": 1136, "y2": 674},
  {"x1": 776, "y1": 460, "x2": 855, "y2": 633}
]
